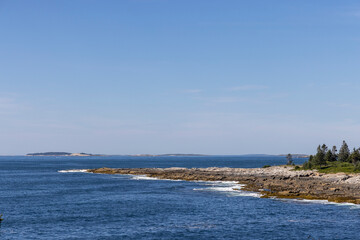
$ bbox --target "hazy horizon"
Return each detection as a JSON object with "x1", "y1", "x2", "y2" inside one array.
[
  {"x1": 1, "y1": 1, "x2": 360, "y2": 155},
  {"x1": 1, "y1": 152, "x2": 307, "y2": 156}
]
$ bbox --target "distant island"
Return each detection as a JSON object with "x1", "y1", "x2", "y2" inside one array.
[{"x1": 26, "y1": 152, "x2": 103, "y2": 157}]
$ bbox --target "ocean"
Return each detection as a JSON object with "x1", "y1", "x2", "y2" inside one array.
[{"x1": 1, "y1": 155, "x2": 359, "y2": 239}]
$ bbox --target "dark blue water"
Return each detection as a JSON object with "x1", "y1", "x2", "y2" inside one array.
[{"x1": 1, "y1": 155, "x2": 359, "y2": 239}]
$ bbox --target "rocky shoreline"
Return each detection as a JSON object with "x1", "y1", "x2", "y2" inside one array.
[{"x1": 88, "y1": 166, "x2": 360, "y2": 204}]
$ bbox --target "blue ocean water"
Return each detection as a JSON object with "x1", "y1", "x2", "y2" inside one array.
[{"x1": 1, "y1": 155, "x2": 360, "y2": 239}]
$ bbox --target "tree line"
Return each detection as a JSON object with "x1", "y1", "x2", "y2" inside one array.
[{"x1": 303, "y1": 140, "x2": 360, "y2": 170}]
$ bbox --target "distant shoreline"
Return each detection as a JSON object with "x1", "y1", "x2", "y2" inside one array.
[
  {"x1": 25, "y1": 152, "x2": 207, "y2": 157},
  {"x1": 129, "y1": 154, "x2": 208, "y2": 157},
  {"x1": 26, "y1": 152, "x2": 104, "y2": 157},
  {"x1": 22, "y1": 153, "x2": 309, "y2": 157}
]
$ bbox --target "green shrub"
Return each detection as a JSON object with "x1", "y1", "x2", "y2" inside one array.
[
  {"x1": 262, "y1": 165, "x2": 271, "y2": 168},
  {"x1": 354, "y1": 162, "x2": 360, "y2": 172},
  {"x1": 302, "y1": 161, "x2": 312, "y2": 170}
]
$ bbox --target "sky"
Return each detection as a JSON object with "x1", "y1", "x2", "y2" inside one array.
[{"x1": 1, "y1": 0, "x2": 360, "y2": 155}]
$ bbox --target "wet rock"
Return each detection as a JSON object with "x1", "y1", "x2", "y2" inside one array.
[{"x1": 88, "y1": 166, "x2": 360, "y2": 204}]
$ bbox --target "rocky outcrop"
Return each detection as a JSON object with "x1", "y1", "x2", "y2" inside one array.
[{"x1": 88, "y1": 166, "x2": 360, "y2": 204}]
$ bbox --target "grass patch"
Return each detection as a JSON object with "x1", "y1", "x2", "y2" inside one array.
[
  {"x1": 295, "y1": 161, "x2": 360, "y2": 173},
  {"x1": 317, "y1": 162, "x2": 360, "y2": 174}
]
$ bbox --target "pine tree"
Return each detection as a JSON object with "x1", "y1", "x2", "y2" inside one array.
[
  {"x1": 338, "y1": 140, "x2": 350, "y2": 162},
  {"x1": 349, "y1": 148, "x2": 360, "y2": 165},
  {"x1": 321, "y1": 144, "x2": 328, "y2": 154},
  {"x1": 330, "y1": 146, "x2": 338, "y2": 161},
  {"x1": 308, "y1": 155, "x2": 314, "y2": 163},
  {"x1": 303, "y1": 161, "x2": 312, "y2": 170},
  {"x1": 324, "y1": 150, "x2": 333, "y2": 162},
  {"x1": 313, "y1": 144, "x2": 326, "y2": 166}
]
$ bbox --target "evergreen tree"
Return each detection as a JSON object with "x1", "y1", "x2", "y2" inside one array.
[
  {"x1": 338, "y1": 140, "x2": 350, "y2": 162},
  {"x1": 308, "y1": 155, "x2": 314, "y2": 163},
  {"x1": 302, "y1": 161, "x2": 312, "y2": 170},
  {"x1": 330, "y1": 146, "x2": 338, "y2": 161},
  {"x1": 313, "y1": 144, "x2": 326, "y2": 166},
  {"x1": 321, "y1": 144, "x2": 328, "y2": 154},
  {"x1": 349, "y1": 148, "x2": 360, "y2": 165},
  {"x1": 303, "y1": 155, "x2": 314, "y2": 169},
  {"x1": 324, "y1": 150, "x2": 333, "y2": 162},
  {"x1": 286, "y1": 153, "x2": 293, "y2": 165}
]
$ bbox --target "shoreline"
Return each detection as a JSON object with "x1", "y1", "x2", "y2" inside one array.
[{"x1": 88, "y1": 166, "x2": 360, "y2": 204}]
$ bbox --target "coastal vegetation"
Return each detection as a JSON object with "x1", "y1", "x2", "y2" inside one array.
[{"x1": 302, "y1": 141, "x2": 360, "y2": 173}]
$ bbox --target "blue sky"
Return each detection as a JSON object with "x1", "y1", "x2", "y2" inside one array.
[{"x1": 1, "y1": 0, "x2": 360, "y2": 155}]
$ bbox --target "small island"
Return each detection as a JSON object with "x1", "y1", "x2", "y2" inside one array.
[{"x1": 27, "y1": 152, "x2": 102, "y2": 157}]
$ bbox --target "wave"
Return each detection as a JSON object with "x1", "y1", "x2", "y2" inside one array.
[
  {"x1": 131, "y1": 175, "x2": 159, "y2": 181},
  {"x1": 192, "y1": 182, "x2": 360, "y2": 208},
  {"x1": 193, "y1": 181, "x2": 262, "y2": 198},
  {"x1": 58, "y1": 169, "x2": 89, "y2": 173},
  {"x1": 197, "y1": 181, "x2": 360, "y2": 209},
  {"x1": 196, "y1": 181, "x2": 360, "y2": 207},
  {"x1": 61, "y1": 171, "x2": 360, "y2": 208},
  {"x1": 130, "y1": 175, "x2": 182, "y2": 181},
  {"x1": 277, "y1": 198, "x2": 360, "y2": 209}
]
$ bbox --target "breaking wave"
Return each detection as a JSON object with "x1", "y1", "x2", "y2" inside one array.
[
  {"x1": 58, "y1": 169, "x2": 89, "y2": 173},
  {"x1": 277, "y1": 198, "x2": 360, "y2": 209},
  {"x1": 193, "y1": 181, "x2": 262, "y2": 198},
  {"x1": 130, "y1": 175, "x2": 182, "y2": 181}
]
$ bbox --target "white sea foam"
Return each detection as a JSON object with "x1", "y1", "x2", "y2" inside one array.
[
  {"x1": 58, "y1": 169, "x2": 89, "y2": 173},
  {"x1": 130, "y1": 175, "x2": 182, "y2": 181},
  {"x1": 193, "y1": 181, "x2": 360, "y2": 207},
  {"x1": 56, "y1": 171, "x2": 360, "y2": 208},
  {"x1": 273, "y1": 197, "x2": 360, "y2": 209},
  {"x1": 193, "y1": 181, "x2": 262, "y2": 198},
  {"x1": 199, "y1": 180, "x2": 240, "y2": 184},
  {"x1": 131, "y1": 175, "x2": 159, "y2": 181}
]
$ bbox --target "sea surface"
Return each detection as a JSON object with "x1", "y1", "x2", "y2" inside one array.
[{"x1": 1, "y1": 155, "x2": 360, "y2": 239}]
